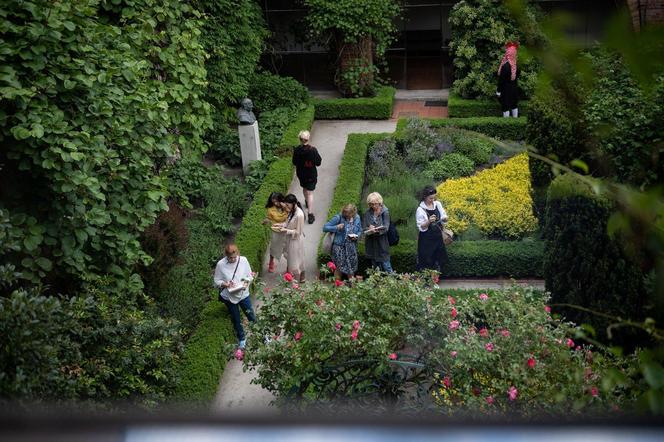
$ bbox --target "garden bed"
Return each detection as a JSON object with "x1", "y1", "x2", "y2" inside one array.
[{"x1": 318, "y1": 118, "x2": 543, "y2": 277}]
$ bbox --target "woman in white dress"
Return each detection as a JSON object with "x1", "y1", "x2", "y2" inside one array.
[{"x1": 280, "y1": 193, "x2": 306, "y2": 282}]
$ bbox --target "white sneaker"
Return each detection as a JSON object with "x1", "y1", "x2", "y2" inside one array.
[{"x1": 238, "y1": 339, "x2": 246, "y2": 349}]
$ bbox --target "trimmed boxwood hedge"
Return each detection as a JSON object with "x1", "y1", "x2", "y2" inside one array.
[
  {"x1": 318, "y1": 130, "x2": 543, "y2": 277},
  {"x1": 320, "y1": 239, "x2": 543, "y2": 277},
  {"x1": 448, "y1": 93, "x2": 529, "y2": 118},
  {"x1": 174, "y1": 301, "x2": 235, "y2": 402},
  {"x1": 395, "y1": 117, "x2": 527, "y2": 141},
  {"x1": 313, "y1": 87, "x2": 395, "y2": 120},
  {"x1": 174, "y1": 104, "x2": 314, "y2": 403}
]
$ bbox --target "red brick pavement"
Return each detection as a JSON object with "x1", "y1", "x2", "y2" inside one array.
[{"x1": 391, "y1": 100, "x2": 448, "y2": 119}]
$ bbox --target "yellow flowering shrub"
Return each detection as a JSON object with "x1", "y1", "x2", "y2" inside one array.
[{"x1": 436, "y1": 153, "x2": 538, "y2": 239}]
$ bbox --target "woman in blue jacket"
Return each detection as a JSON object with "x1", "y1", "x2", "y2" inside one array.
[{"x1": 323, "y1": 203, "x2": 362, "y2": 280}]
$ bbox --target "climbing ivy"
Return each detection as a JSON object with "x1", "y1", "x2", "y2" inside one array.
[{"x1": 0, "y1": 0, "x2": 211, "y2": 290}]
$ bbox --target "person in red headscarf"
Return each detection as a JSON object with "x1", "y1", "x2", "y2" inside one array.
[{"x1": 496, "y1": 42, "x2": 519, "y2": 118}]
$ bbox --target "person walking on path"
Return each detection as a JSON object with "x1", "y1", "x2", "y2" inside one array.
[
  {"x1": 323, "y1": 203, "x2": 362, "y2": 280},
  {"x1": 292, "y1": 130, "x2": 322, "y2": 225},
  {"x1": 262, "y1": 192, "x2": 287, "y2": 273},
  {"x1": 213, "y1": 244, "x2": 256, "y2": 350},
  {"x1": 416, "y1": 186, "x2": 449, "y2": 273},
  {"x1": 496, "y1": 41, "x2": 520, "y2": 118},
  {"x1": 362, "y1": 192, "x2": 393, "y2": 273},
  {"x1": 280, "y1": 193, "x2": 306, "y2": 282}
]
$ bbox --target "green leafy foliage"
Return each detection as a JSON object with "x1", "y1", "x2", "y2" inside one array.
[
  {"x1": 193, "y1": 0, "x2": 267, "y2": 114},
  {"x1": 448, "y1": 93, "x2": 530, "y2": 118},
  {"x1": 0, "y1": 0, "x2": 211, "y2": 289},
  {"x1": 248, "y1": 72, "x2": 311, "y2": 115},
  {"x1": 139, "y1": 202, "x2": 189, "y2": 298},
  {"x1": 424, "y1": 153, "x2": 476, "y2": 181},
  {"x1": 543, "y1": 174, "x2": 646, "y2": 343},
  {"x1": 245, "y1": 275, "x2": 633, "y2": 414},
  {"x1": 0, "y1": 284, "x2": 183, "y2": 407},
  {"x1": 442, "y1": 129, "x2": 496, "y2": 165},
  {"x1": 449, "y1": 0, "x2": 541, "y2": 99},
  {"x1": 302, "y1": 0, "x2": 400, "y2": 95},
  {"x1": 313, "y1": 86, "x2": 395, "y2": 119},
  {"x1": 174, "y1": 301, "x2": 236, "y2": 402},
  {"x1": 396, "y1": 116, "x2": 528, "y2": 140}
]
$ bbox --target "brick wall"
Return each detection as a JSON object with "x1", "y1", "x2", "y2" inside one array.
[{"x1": 625, "y1": 0, "x2": 664, "y2": 30}]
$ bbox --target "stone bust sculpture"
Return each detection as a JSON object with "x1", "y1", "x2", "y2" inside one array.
[{"x1": 237, "y1": 98, "x2": 257, "y2": 125}]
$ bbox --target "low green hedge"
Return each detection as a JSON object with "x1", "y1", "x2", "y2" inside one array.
[
  {"x1": 174, "y1": 104, "x2": 314, "y2": 403},
  {"x1": 320, "y1": 239, "x2": 543, "y2": 278},
  {"x1": 395, "y1": 117, "x2": 527, "y2": 141},
  {"x1": 448, "y1": 93, "x2": 529, "y2": 118},
  {"x1": 174, "y1": 301, "x2": 235, "y2": 402},
  {"x1": 313, "y1": 87, "x2": 395, "y2": 120}
]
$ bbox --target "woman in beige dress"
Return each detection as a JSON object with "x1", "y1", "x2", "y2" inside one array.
[{"x1": 280, "y1": 193, "x2": 306, "y2": 282}]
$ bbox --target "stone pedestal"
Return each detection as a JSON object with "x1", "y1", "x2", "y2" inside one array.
[{"x1": 238, "y1": 122, "x2": 262, "y2": 174}]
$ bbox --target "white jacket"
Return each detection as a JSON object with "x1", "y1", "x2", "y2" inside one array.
[
  {"x1": 416, "y1": 200, "x2": 448, "y2": 232},
  {"x1": 213, "y1": 256, "x2": 253, "y2": 303}
]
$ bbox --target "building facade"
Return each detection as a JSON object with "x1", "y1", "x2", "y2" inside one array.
[{"x1": 261, "y1": 0, "x2": 623, "y2": 90}]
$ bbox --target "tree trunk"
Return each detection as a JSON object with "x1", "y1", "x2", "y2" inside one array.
[{"x1": 336, "y1": 35, "x2": 375, "y2": 97}]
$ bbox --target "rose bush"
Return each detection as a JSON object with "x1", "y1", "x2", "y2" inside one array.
[{"x1": 243, "y1": 273, "x2": 636, "y2": 414}]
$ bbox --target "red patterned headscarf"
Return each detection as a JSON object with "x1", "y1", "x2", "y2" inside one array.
[{"x1": 498, "y1": 42, "x2": 518, "y2": 81}]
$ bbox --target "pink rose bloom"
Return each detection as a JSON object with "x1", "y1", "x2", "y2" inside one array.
[
  {"x1": 292, "y1": 283, "x2": 300, "y2": 290},
  {"x1": 389, "y1": 353, "x2": 398, "y2": 360},
  {"x1": 335, "y1": 323, "x2": 342, "y2": 331},
  {"x1": 294, "y1": 331, "x2": 303, "y2": 341},
  {"x1": 352, "y1": 320, "x2": 361, "y2": 330},
  {"x1": 284, "y1": 272, "x2": 294, "y2": 282},
  {"x1": 500, "y1": 329, "x2": 510, "y2": 338},
  {"x1": 447, "y1": 296, "x2": 456, "y2": 305},
  {"x1": 442, "y1": 376, "x2": 452, "y2": 389},
  {"x1": 448, "y1": 320, "x2": 460, "y2": 331},
  {"x1": 486, "y1": 396, "x2": 494, "y2": 405},
  {"x1": 451, "y1": 307, "x2": 458, "y2": 318},
  {"x1": 350, "y1": 331, "x2": 358, "y2": 341},
  {"x1": 508, "y1": 386, "x2": 518, "y2": 401},
  {"x1": 590, "y1": 386, "x2": 599, "y2": 397},
  {"x1": 234, "y1": 349, "x2": 244, "y2": 361},
  {"x1": 432, "y1": 274, "x2": 440, "y2": 284},
  {"x1": 479, "y1": 293, "x2": 489, "y2": 301},
  {"x1": 479, "y1": 328, "x2": 489, "y2": 338},
  {"x1": 450, "y1": 351, "x2": 458, "y2": 358},
  {"x1": 527, "y1": 357, "x2": 536, "y2": 368},
  {"x1": 566, "y1": 338, "x2": 575, "y2": 348},
  {"x1": 327, "y1": 261, "x2": 336, "y2": 271},
  {"x1": 335, "y1": 279, "x2": 343, "y2": 287},
  {"x1": 485, "y1": 342, "x2": 494, "y2": 352},
  {"x1": 544, "y1": 305, "x2": 551, "y2": 313}
]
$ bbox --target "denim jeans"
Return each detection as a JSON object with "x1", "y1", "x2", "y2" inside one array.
[
  {"x1": 221, "y1": 296, "x2": 256, "y2": 342},
  {"x1": 371, "y1": 259, "x2": 393, "y2": 273}
]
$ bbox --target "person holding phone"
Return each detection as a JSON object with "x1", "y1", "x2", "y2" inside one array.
[
  {"x1": 323, "y1": 203, "x2": 362, "y2": 280},
  {"x1": 213, "y1": 244, "x2": 255, "y2": 350},
  {"x1": 415, "y1": 186, "x2": 449, "y2": 273}
]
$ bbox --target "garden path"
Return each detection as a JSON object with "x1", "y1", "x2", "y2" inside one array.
[{"x1": 212, "y1": 119, "x2": 397, "y2": 416}]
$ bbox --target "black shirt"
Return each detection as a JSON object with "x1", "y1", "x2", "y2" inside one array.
[{"x1": 292, "y1": 144, "x2": 322, "y2": 183}]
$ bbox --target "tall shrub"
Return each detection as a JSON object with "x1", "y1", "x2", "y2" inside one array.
[
  {"x1": 449, "y1": 0, "x2": 541, "y2": 99},
  {"x1": 543, "y1": 174, "x2": 645, "y2": 342},
  {"x1": 0, "y1": 0, "x2": 211, "y2": 291}
]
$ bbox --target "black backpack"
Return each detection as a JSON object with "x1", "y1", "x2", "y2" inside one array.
[{"x1": 382, "y1": 212, "x2": 399, "y2": 246}]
